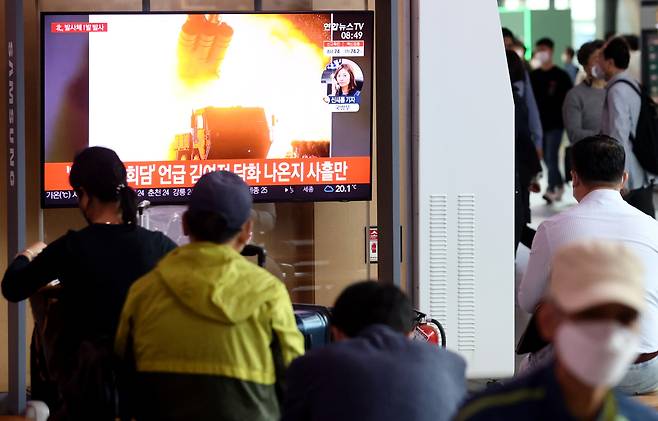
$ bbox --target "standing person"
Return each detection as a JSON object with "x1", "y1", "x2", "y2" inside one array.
[
  {"x1": 562, "y1": 40, "x2": 606, "y2": 145},
  {"x1": 517, "y1": 135, "x2": 658, "y2": 394},
  {"x1": 530, "y1": 37, "x2": 574, "y2": 204},
  {"x1": 507, "y1": 50, "x2": 542, "y2": 252},
  {"x1": 458, "y1": 240, "x2": 658, "y2": 421},
  {"x1": 503, "y1": 28, "x2": 544, "y2": 154},
  {"x1": 115, "y1": 170, "x2": 304, "y2": 421},
  {"x1": 282, "y1": 281, "x2": 467, "y2": 421},
  {"x1": 599, "y1": 37, "x2": 654, "y2": 217},
  {"x1": 2, "y1": 147, "x2": 177, "y2": 420},
  {"x1": 562, "y1": 46, "x2": 579, "y2": 83}
]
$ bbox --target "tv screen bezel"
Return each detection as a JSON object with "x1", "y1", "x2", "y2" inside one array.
[{"x1": 40, "y1": 10, "x2": 375, "y2": 208}]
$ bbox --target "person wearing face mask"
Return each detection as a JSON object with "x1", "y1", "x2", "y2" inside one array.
[
  {"x1": 115, "y1": 171, "x2": 304, "y2": 421},
  {"x1": 1, "y1": 146, "x2": 177, "y2": 419},
  {"x1": 517, "y1": 135, "x2": 658, "y2": 394},
  {"x1": 562, "y1": 40, "x2": 606, "y2": 145},
  {"x1": 458, "y1": 240, "x2": 658, "y2": 421},
  {"x1": 530, "y1": 37, "x2": 574, "y2": 204},
  {"x1": 599, "y1": 37, "x2": 654, "y2": 217},
  {"x1": 502, "y1": 27, "x2": 544, "y2": 157}
]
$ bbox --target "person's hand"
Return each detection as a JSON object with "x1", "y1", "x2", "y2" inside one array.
[
  {"x1": 20, "y1": 242, "x2": 47, "y2": 261},
  {"x1": 529, "y1": 173, "x2": 542, "y2": 193},
  {"x1": 529, "y1": 181, "x2": 541, "y2": 193}
]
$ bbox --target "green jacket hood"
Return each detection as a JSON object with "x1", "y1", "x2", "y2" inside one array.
[{"x1": 156, "y1": 242, "x2": 281, "y2": 324}]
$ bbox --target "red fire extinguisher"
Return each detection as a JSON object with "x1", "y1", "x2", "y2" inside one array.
[{"x1": 412, "y1": 311, "x2": 446, "y2": 348}]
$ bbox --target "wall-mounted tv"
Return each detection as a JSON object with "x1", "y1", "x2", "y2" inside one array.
[{"x1": 41, "y1": 11, "x2": 374, "y2": 207}]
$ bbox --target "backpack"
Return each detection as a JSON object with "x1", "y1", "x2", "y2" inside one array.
[{"x1": 608, "y1": 79, "x2": 658, "y2": 173}]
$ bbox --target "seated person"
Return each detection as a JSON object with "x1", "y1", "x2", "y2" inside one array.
[
  {"x1": 2, "y1": 146, "x2": 176, "y2": 419},
  {"x1": 115, "y1": 170, "x2": 304, "y2": 421},
  {"x1": 518, "y1": 135, "x2": 658, "y2": 388},
  {"x1": 282, "y1": 281, "x2": 467, "y2": 421},
  {"x1": 458, "y1": 240, "x2": 658, "y2": 421}
]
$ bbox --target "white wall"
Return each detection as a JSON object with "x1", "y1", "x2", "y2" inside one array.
[{"x1": 414, "y1": 0, "x2": 515, "y2": 378}]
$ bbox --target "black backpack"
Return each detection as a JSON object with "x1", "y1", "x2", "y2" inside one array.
[{"x1": 609, "y1": 79, "x2": 658, "y2": 173}]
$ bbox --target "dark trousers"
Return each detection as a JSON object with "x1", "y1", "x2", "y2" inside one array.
[
  {"x1": 624, "y1": 185, "x2": 656, "y2": 219},
  {"x1": 543, "y1": 129, "x2": 564, "y2": 191}
]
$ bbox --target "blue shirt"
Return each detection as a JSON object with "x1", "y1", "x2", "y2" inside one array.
[
  {"x1": 456, "y1": 361, "x2": 658, "y2": 421},
  {"x1": 282, "y1": 324, "x2": 467, "y2": 421}
]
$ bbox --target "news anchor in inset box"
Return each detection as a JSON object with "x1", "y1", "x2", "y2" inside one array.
[{"x1": 332, "y1": 63, "x2": 361, "y2": 97}]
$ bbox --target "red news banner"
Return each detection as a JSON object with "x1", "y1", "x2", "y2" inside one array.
[
  {"x1": 51, "y1": 22, "x2": 108, "y2": 33},
  {"x1": 44, "y1": 157, "x2": 371, "y2": 191}
]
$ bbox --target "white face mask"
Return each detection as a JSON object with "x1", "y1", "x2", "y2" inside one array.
[
  {"x1": 555, "y1": 320, "x2": 639, "y2": 388},
  {"x1": 591, "y1": 64, "x2": 605, "y2": 80},
  {"x1": 535, "y1": 51, "x2": 551, "y2": 65}
]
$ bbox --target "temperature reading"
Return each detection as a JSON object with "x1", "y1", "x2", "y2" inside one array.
[{"x1": 334, "y1": 184, "x2": 357, "y2": 193}]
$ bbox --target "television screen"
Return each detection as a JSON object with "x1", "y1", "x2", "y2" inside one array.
[{"x1": 41, "y1": 11, "x2": 374, "y2": 207}]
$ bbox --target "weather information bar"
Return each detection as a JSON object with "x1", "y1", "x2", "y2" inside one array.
[{"x1": 44, "y1": 183, "x2": 370, "y2": 206}]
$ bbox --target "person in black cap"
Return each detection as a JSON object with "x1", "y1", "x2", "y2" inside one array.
[
  {"x1": 2, "y1": 146, "x2": 177, "y2": 419},
  {"x1": 115, "y1": 170, "x2": 304, "y2": 421}
]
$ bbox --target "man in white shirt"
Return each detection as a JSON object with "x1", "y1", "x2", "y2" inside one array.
[{"x1": 518, "y1": 134, "x2": 658, "y2": 394}]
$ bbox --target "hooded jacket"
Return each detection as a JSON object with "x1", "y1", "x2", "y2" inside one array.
[{"x1": 115, "y1": 242, "x2": 305, "y2": 421}]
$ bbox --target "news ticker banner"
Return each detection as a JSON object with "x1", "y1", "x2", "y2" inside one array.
[{"x1": 44, "y1": 156, "x2": 371, "y2": 191}]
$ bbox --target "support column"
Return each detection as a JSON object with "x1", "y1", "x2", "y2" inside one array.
[
  {"x1": 5, "y1": 0, "x2": 27, "y2": 414},
  {"x1": 375, "y1": 0, "x2": 402, "y2": 286}
]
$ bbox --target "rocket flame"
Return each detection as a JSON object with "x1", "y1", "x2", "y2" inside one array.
[
  {"x1": 87, "y1": 14, "x2": 331, "y2": 161},
  {"x1": 174, "y1": 14, "x2": 332, "y2": 158}
]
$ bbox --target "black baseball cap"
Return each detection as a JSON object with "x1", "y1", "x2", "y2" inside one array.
[{"x1": 188, "y1": 171, "x2": 253, "y2": 230}]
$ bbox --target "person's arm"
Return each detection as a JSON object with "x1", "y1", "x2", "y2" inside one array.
[
  {"x1": 606, "y1": 87, "x2": 635, "y2": 187},
  {"x1": 563, "y1": 90, "x2": 598, "y2": 144},
  {"x1": 271, "y1": 283, "x2": 305, "y2": 367},
  {"x1": 524, "y1": 72, "x2": 544, "y2": 150},
  {"x1": 518, "y1": 224, "x2": 552, "y2": 314},
  {"x1": 2, "y1": 238, "x2": 66, "y2": 302},
  {"x1": 280, "y1": 357, "x2": 312, "y2": 421}
]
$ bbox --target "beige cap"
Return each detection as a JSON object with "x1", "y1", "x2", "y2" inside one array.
[{"x1": 548, "y1": 240, "x2": 646, "y2": 313}]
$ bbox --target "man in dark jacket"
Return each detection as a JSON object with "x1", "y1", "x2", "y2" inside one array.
[
  {"x1": 530, "y1": 37, "x2": 573, "y2": 203},
  {"x1": 282, "y1": 281, "x2": 467, "y2": 421},
  {"x1": 507, "y1": 50, "x2": 542, "y2": 252}
]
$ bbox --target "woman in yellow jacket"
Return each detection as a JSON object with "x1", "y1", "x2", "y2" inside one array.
[{"x1": 115, "y1": 171, "x2": 304, "y2": 421}]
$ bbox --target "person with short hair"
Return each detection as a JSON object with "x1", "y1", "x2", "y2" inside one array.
[
  {"x1": 282, "y1": 281, "x2": 467, "y2": 421},
  {"x1": 599, "y1": 37, "x2": 653, "y2": 217},
  {"x1": 115, "y1": 171, "x2": 304, "y2": 421},
  {"x1": 530, "y1": 37, "x2": 574, "y2": 204},
  {"x1": 518, "y1": 135, "x2": 658, "y2": 393},
  {"x1": 563, "y1": 40, "x2": 606, "y2": 145},
  {"x1": 459, "y1": 240, "x2": 658, "y2": 420},
  {"x1": 502, "y1": 28, "x2": 544, "y2": 155}
]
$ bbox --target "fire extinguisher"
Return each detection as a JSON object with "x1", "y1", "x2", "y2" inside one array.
[{"x1": 412, "y1": 310, "x2": 446, "y2": 348}]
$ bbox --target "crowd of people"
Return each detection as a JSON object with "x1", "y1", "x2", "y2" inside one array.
[{"x1": 3, "y1": 27, "x2": 658, "y2": 421}]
